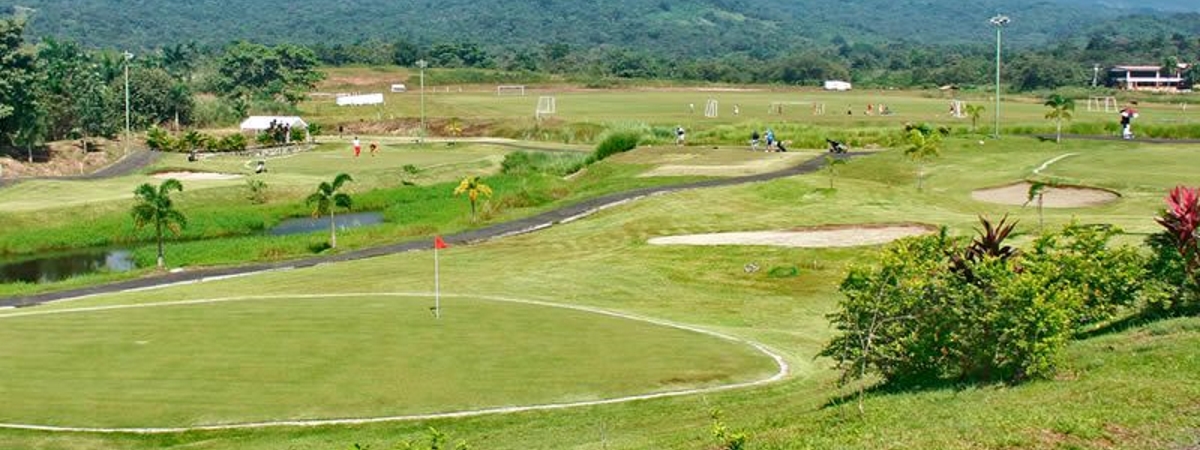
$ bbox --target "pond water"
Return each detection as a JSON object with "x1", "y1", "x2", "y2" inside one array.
[
  {"x1": 0, "y1": 249, "x2": 136, "y2": 284},
  {"x1": 269, "y1": 212, "x2": 385, "y2": 236}
]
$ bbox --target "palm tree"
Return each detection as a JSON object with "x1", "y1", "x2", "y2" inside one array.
[
  {"x1": 306, "y1": 173, "x2": 354, "y2": 249},
  {"x1": 131, "y1": 178, "x2": 187, "y2": 269},
  {"x1": 1024, "y1": 181, "x2": 1049, "y2": 233},
  {"x1": 454, "y1": 176, "x2": 493, "y2": 222},
  {"x1": 1044, "y1": 94, "x2": 1076, "y2": 144},
  {"x1": 965, "y1": 104, "x2": 985, "y2": 133},
  {"x1": 904, "y1": 128, "x2": 941, "y2": 191}
]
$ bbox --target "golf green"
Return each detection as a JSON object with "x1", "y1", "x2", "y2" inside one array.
[{"x1": 0, "y1": 294, "x2": 779, "y2": 428}]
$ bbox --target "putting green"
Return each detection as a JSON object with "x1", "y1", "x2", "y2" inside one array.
[{"x1": 0, "y1": 294, "x2": 779, "y2": 429}]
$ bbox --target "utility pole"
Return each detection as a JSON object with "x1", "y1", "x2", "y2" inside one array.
[
  {"x1": 124, "y1": 51, "x2": 133, "y2": 155},
  {"x1": 417, "y1": 59, "x2": 427, "y2": 143},
  {"x1": 990, "y1": 15, "x2": 1010, "y2": 139}
]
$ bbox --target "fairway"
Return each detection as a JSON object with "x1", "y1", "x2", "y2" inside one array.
[{"x1": 0, "y1": 294, "x2": 779, "y2": 429}]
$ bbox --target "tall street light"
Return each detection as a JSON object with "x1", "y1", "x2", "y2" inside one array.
[
  {"x1": 124, "y1": 51, "x2": 133, "y2": 155},
  {"x1": 416, "y1": 59, "x2": 427, "y2": 143},
  {"x1": 989, "y1": 15, "x2": 1010, "y2": 139}
]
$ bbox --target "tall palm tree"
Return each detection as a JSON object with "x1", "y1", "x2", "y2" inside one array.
[
  {"x1": 1044, "y1": 94, "x2": 1075, "y2": 144},
  {"x1": 131, "y1": 178, "x2": 187, "y2": 269},
  {"x1": 454, "y1": 176, "x2": 493, "y2": 222},
  {"x1": 904, "y1": 128, "x2": 941, "y2": 191},
  {"x1": 965, "y1": 104, "x2": 985, "y2": 133},
  {"x1": 306, "y1": 173, "x2": 354, "y2": 249}
]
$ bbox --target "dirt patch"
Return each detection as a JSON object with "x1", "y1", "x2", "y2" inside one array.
[
  {"x1": 972, "y1": 182, "x2": 1119, "y2": 208},
  {"x1": 152, "y1": 171, "x2": 243, "y2": 181},
  {"x1": 0, "y1": 139, "x2": 121, "y2": 179},
  {"x1": 648, "y1": 224, "x2": 936, "y2": 248}
]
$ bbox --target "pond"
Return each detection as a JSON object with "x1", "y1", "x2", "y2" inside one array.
[
  {"x1": 0, "y1": 248, "x2": 136, "y2": 284},
  {"x1": 269, "y1": 212, "x2": 386, "y2": 236}
]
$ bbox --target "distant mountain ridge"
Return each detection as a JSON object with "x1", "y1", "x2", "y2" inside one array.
[{"x1": 1, "y1": 0, "x2": 1195, "y2": 54}]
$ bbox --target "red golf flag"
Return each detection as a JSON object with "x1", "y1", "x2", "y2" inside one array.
[{"x1": 434, "y1": 236, "x2": 448, "y2": 249}]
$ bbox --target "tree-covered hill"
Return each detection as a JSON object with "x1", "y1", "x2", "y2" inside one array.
[{"x1": 0, "y1": 0, "x2": 1191, "y2": 55}]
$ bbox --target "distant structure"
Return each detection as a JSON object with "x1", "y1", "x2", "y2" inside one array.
[
  {"x1": 1108, "y1": 64, "x2": 1191, "y2": 92},
  {"x1": 336, "y1": 93, "x2": 385, "y2": 106},
  {"x1": 823, "y1": 80, "x2": 852, "y2": 91}
]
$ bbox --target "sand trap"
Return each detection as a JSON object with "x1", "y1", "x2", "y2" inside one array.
[
  {"x1": 152, "y1": 171, "x2": 243, "y2": 181},
  {"x1": 639, "y1": 152, "x2": 809, "y2": 177},
  {"x1": 648, "y1": 224, "x2": 935, "y2": 248},
  {"x1": 972, "y1": 182, "x2": 1118, "y2": 208}
]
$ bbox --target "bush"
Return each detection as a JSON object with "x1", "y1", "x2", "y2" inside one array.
[
  {"x1": 1144, "y1": 186, "x2": 1200, "y2": 315},
  {"x1": 821, "y1": 218, "x2": 1150, "y2": 387},
  {"x1": 145, "y1": 126, "x2": 174, "y2": 151},
  {"x1": 501, "y1": 151, "x2": 589, "y2": 176},
  {"x1": 592, "y1": 130, "x2": 641, "y2": 161}
]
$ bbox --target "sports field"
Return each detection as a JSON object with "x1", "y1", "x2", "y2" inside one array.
[{"x1": 2, "y1": 76, "x2": 1200, "y2": 448}]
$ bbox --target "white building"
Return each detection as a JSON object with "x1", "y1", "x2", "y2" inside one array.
[{"x1": 824, "y1": 80, "x2": 853, "y2": 91}]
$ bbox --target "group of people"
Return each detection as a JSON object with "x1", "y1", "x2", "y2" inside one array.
[
  {"x1": 351, "y1": 137, "x2": 380, "y2": 157},
  {"x1": 749, "y1": 129, "x2": 788, "y2": 152}
]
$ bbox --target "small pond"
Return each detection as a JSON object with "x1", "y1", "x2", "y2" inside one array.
[
  {"x1": 0, "y1": 249, "x2": 136, "y2": 284},
  {"x1": 269, "y1": 212, "x2": 386, "y2": 236}
]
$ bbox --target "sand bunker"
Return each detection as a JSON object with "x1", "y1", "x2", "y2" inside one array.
[
  {"x1": 152, "y1": 171, "x2": 243, "y2": 181},
  {"x1": 648, "y1": 224, "x2": 935, "y2": 248},
  {"x1": 639, "y1": 152, "x2": 809, "y2": 177},
  {"x1": 972, "y1": 182, "x2": 1118, "y2": 208}
]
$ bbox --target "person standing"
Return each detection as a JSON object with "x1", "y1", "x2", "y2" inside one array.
[
  {"x1": 1119, "y1": 103, "x2": 1139, "y2": 140},
  {"x1": 353, "y1": 137, "x2": 362, "y2": 157},
  {"x1": 750, "y1": 130, "x2": 760, "y2": 151},
  {"x1": 765, "y1": 129, "x2": 775, "y2": 150},
  {"x1": 675, "y1": 126, "x2": 686, "y2": 146}
]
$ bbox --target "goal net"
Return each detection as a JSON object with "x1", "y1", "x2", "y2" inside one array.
[
  {"x1": 496, "y1": 85, "x2": 526, "y2": 96},
  {"x1": 1087, "y1": 96, "x2": 1117, "y2": 113},
  {"x1": 536, "y1": 96, "x2": 557, "y2": 119},
  {"x1": 704, "y1": 99, "x2": 718, "y2": 118}
]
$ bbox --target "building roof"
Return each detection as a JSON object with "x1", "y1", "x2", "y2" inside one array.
[
  {"x1": 239, "y1": 116, "x2": 307, "y2": 130},
  {"x1": 1111, "y1": 65, "x2": 1164, "y2": 72}
]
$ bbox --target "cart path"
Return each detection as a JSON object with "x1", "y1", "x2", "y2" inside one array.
[
  {"x1": 0, "y1": 151, "x2": 862, "y2": 308},
  {"x1": 0, "y1": 292, "x2": 790, "y2": 434}
]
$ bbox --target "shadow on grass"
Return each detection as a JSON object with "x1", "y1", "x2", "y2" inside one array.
[{"x1": 820, "y1": 376, "x2": 988, "y2": 410}]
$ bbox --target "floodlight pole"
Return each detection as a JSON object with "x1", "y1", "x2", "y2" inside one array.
[
  {"x1": 990, "y1": 15, "x2": 1009, "y2": 139},
  {"x1": 417, "y1": 59, "x2": 427, "y2": 143},
  {"x1": 124, "y1": 51, "x2": 133, "y2": 155}
]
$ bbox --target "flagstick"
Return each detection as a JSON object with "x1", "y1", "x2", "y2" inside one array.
[{"x1": 434, "y1": 245, "x2": 441, "y2": 319}]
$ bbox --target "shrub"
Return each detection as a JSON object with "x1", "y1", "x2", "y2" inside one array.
[
  {"x1": 821, "y1": 217, "x2": 1150, "y2": 389},
  {"x1": 145, "y1": 126, "x2": 174, "y2": 151},
  {"x1": 592, "y1": 130, "x2": 641, "y2": 161},
  {"x1": 501, "y1": 151, "x2": 589, "y2": 176},
  {"x1": 1145, "y1": 186, "x2": 1200, "y2": 315}
]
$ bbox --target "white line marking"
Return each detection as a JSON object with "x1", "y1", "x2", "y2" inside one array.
[
  {"x1": 0, "y1": 292, "x2": 789, "y2": 434},
  {"x1": 1033, "y1": 153, "x2": 1079, "y2": 176}
]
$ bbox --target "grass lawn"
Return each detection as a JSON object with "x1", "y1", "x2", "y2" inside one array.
[{"x1": 0, "y1": 294, "x2": 775, "y2": 428}]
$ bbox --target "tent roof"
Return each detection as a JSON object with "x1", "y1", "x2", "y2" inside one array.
[{"x1": 239, "y1": 116, "x2": 307, "y2": 130}]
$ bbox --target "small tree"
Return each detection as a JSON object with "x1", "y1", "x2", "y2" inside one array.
[
  {"x1": 965, "y1": 104, "x2": 985, "y2": 133},
  {"x1": 305, "y1": 173, "x2": 353, "y2": 249},
  {"x1": 131, "y1": 178, "x2": 187, "y2": 269},
  {"x1": 823, "y1": 155, "x2": 847, "y2": 189},
  {"x1": 1044, "y1": 94, "x2": 1076, "y2": 144},
  {"x1": 904, "y1": 127, "x2": 941, "y2": 191},
  {"x1": 454, "y1": 175, "x2": 493, "y2": 222},
  {"x1": 1025, "y1": 181, "x2": 1050, "y2": 232}
]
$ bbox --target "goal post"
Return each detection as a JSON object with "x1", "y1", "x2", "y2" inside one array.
[
  {"x1": 1087, "y1": 96, "x2": 1117, "y2": 113},
  {"x1": 704, "y1": 99, "x2": 719, "y2": 118},
  {"x1": 496, "y1": 85, "x2": 526, "y2": 96},
  {"x1": 536, "y1": 96, "x2": 556, "y2": 119}
]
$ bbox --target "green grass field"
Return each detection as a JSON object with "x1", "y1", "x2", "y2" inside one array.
[{"x1": 2, "y1": 81, "x2": 1200, "y2": 448}]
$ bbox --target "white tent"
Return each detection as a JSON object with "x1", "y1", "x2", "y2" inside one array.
[
  {"x1": 240, "y1": 116, "x2": 308, "y2": 131},
  {"x1": 336, "y1": 93, "x2": 385, "y2": 106},
  {"x1": 823, "y1": 80, "x2": 853, "y2": 91}
]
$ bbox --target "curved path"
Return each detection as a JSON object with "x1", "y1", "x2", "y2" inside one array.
[
  {"x1": 0, "y1": 151, "x2": 863, "y2": 308},
  {"x1": 1032, "y1": 134, "x2": 1200, "y2": 144},
  {"x1": 0, "y1": 292, "x2": 789, "y2": 434},
  {"x1": 0, "y1": 149, "x2": 161, "y2": 188}
]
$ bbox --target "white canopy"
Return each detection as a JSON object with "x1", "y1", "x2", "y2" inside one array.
[{"x1": 240, "y1": 116, "x2": 308, "y2": 131}]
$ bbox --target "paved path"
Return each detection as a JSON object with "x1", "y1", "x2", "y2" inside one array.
[
  {"x1": 0, "y1": 150, "x2": 160, "y2": 188},
  {"x1": 1032, "y1": 134, "x2": 1200, "y2": 144},
  {"x1": 0, "y1": 151, "x2": 860, "y2": 308}
]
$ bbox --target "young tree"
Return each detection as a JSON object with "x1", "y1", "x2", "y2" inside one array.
[
  {"x1": 306, "y1": 173, "x2": 354, "y2": 249},
  {"x1": 1044, "y1": 94, "x2": 1075, "y2": 143},
  {"x1": 131, "y1": 178, "x2": 187, "y2": 269},
  {"x1": 964, "y1": 104, "x2": 985, "y2": 133},
  {"x1": 823, "y1": 155, "x2": 847, "y2": 189},
  {"x1": 904, "y1": 127, "x2": 941, "y2": 191},
  {"x1": 454, "y1": 175, "x2": 493, "y2": 222},
  {"x1": 1025, "y1": 181, "x2": 1050, "y2": 233}
]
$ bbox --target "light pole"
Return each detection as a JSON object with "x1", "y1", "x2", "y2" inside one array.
[
  {"x1": 989, "y1": 15, "x2": 1010, "y2": 139},
  {"x1": 417, "y1": 59, "x2": 427, "y2": 143},
  {"x1": 123, "y1": 51, "x2": 133, "y2": 155}
]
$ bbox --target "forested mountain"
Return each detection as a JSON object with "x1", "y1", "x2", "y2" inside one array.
[{"x1": 0, "y1": 0, "x2": 1194, "y2": 55}]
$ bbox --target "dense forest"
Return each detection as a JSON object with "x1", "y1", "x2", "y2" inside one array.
[{"x1": 3, "y1": 0, "x2": 1199, "y2": 54}]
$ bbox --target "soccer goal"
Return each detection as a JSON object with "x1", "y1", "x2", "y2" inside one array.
[
  {"x1": 949, "y1": 100, "x2": 967, "y2": 118},
  {"x1": 536, "y1": 96, "x2": 557, "y2": 119},
  {"x1": 1087, "y1": 96, "x2": 1117, "y2": 113},
  {"x1": 496, "y1": 85, "x2": 526, "y2": 96},
  {"x1": 704, "y1": 99, "x2": 719, "y2": 118}
]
